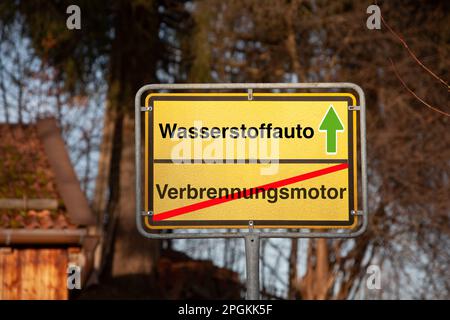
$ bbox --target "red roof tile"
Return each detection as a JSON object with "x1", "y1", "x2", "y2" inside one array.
[
  {"x1": 0, "y1": 123, "x2": 78, "y2": 230},
  {"x1": 0, "y1": 210, "x2": 77, "y2": 230},
  {"x1": 0, "y1": 124, "x2": 60, "y2": 199}
]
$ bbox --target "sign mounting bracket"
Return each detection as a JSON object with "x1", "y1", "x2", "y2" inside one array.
[{"x1": 141, "y1": 106, "x2": 152, "y2": 112}]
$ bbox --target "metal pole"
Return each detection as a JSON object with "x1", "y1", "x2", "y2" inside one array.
[{"x1": 245, "y1": 234, "x2": 260, "y2": 300}]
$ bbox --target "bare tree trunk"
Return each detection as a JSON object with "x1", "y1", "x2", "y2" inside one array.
[
  {"x1": 288, "y1": 237, "x2": 298, "y2": 299},
  {"x1": 92, "y1": 107, "x2": 116, "y2": 276},
  {"x1": 315, "y1": 239, "x2": 331, "y2": 299},
  {"x1": 93, "y1": 107, "x2": 115, "y2": 221},
  {"x1": 299, "y1": 240, "x2": 314, "y2": 299},
  {"x1": 111, "y1": 115, "x2": 159, "y2": 276},
  {"x1": 97, "y1": 0, "x2": 161, "y2": 280},
  {"x1": 285, "y1": 0, "x2": 306, "y2": 82},
  {"x1": 298, "y1": 239, "x2": 334, "y2": 299}
]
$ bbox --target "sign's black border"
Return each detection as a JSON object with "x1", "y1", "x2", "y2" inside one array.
[{"x1": 144, "y1": 95, "x2": 356, "y2": 229}]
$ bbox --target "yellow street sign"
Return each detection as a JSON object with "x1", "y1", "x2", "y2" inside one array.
[{"x1": 143, "y1": 93, "x2": 358, "y2": 229}]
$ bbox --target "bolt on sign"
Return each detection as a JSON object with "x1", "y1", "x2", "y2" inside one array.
[{"x1": 143, "y1": 93, "x2": 359, "y2": 230}]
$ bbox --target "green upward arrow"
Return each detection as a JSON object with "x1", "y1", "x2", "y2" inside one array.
[{"x1": 319, "y1": 106, "x2": 344, "y2": 154}]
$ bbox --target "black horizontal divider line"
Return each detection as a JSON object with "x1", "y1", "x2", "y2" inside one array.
[{"x1": 154, "y1": 159, "x2": 348, "y2": 164}]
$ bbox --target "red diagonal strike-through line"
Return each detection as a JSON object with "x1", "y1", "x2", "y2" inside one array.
[{"x1": 153, "y1": 163, "x2": 348, "y2": 221}]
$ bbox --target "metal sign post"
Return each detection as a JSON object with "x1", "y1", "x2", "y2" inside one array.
[
  {"x1": 245, "y1": 234, "x2": 260, "y2": 299},
  {"x1": 135, "y1": 83, "x2": 367, "y2": 300}
]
